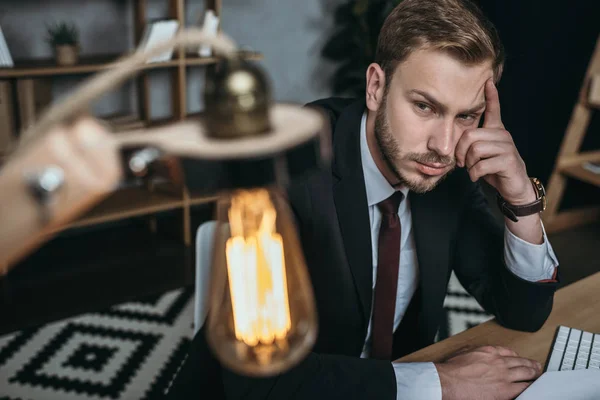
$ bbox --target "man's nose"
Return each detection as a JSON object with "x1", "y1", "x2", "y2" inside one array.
[{"x1": 427, "y1": 120, "x2": 457, "y2": 158}]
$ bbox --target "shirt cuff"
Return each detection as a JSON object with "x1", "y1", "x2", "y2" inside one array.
[
  {"x1": 392, "y1": 362, "x2": 441, "y2": 400},
  {"x1": 504, "y1": 220, "x2": 559, "y2": 282}
]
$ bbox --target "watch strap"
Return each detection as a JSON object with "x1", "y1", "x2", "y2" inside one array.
[
  {"x1": 496, "y1": 178, "x2": 546, "y2": 222},
  {"x1": 497, "y1": 194, "x2": 544, "y2": 222}
]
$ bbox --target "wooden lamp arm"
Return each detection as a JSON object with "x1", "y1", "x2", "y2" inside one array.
[{"x1": 0, "y1": 118, "x2": 122, "y2": 273}]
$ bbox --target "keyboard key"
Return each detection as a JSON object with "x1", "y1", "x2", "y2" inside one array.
[
  {"x1": 558, "y1": 326, "x2": 570, "y2": 334},
  {"x1": 560, "y1": 360, "x2": 575, "y2": 369},
  {"x1": 546, "y1": 350, "x2": 563, "y2": 372},
  {"x1": 547, "y1": 327, "x2": 600, "y2": 372}
]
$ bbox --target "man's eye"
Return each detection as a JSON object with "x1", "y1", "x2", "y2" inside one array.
[
  {"x1": 415, "y1": 102, "x2": 431, "y2": 112},
  {"x1": 458, "y1": 114, "x2": 476, "y2": 121}
]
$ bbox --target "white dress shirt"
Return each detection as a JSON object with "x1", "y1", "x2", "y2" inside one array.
[{"x1": 357, "y1": 111, "x2": 560, "y2": 400}]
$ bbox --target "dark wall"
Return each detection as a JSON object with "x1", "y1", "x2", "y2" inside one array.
[{"x1": 476, "y1": 0, "x2": 600, "y2": 211}]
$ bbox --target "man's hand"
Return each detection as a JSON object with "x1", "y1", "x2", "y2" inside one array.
[
  {"x1": 435, "y1": 345, "x2": 542, "y2": 400},
  {"x1": 455, "y1": 79, "x2": 545, "y2": 245},
  {"x1": 454, "y1": 79, "x2": 535, "y2": 206}
]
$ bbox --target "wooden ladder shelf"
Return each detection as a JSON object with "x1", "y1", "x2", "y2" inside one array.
[{"x1": 543, "y1": 34, "x2": 600, "y2": 233}]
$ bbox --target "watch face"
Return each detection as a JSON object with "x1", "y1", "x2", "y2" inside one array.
[
  {"x1": 534, "y1": 178, "x2": 546, "y2": 197},
  {"x1": 532, "y1": 178, "x2": 547, "y2": 211}
]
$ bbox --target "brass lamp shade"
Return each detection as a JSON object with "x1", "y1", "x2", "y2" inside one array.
[{"x1": 204, "y1": 56, "x2": 272, "y2": 139}]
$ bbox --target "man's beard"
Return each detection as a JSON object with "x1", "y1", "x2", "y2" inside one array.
[{"x1": 374, "y1": 100, "x2": 456, "y2": 194}]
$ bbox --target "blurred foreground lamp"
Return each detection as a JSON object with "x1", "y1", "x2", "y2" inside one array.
[
  {"x1": 12, "y1": 29, "x2": 328, "y2": 377},
  {"x1": 191, "y1": 56, "x2": 323, "y2": 376}
]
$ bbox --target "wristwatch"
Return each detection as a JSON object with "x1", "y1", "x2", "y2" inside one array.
[{"x1": 496, "y1": 177, "x2": 547, "y2": 222}]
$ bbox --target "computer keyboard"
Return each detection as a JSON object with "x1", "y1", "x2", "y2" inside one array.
[{"x1": 546, "y1": 325, "x2": 600, "y2": 372}]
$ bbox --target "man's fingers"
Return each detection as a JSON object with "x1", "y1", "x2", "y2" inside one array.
[
  {"x1": 494, "y1": 346, "x2": 519, "y2": 357},
  {"x1": 475, "y1": 345, "x2": 518, "y2": 357},
  {"x1": 455, "y1": 128, "x2": 512, "y2": 167},
  {"x1": 503, "y1": 356, "x2": 541, "y2": 371},
  {"x1": 468, "y1": 157, "x2": 505, "y2": 182},
  {"x1": 507, "y1": 366, "x2": 541, "y2": 382},
  {"x1": 475, "y1": 345, "x2": 505, "y2": 355},
  {"x1": 483, "y1": 79, "x2": 504, "y2": 129},
  {"x1": 464, "y1": 140, "x2": 511, "y2": 169}
]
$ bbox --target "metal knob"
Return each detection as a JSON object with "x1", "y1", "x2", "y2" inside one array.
[
  {"x1": 23, "y1": 165, "x2": 65, "y2": 224},
  {"x1": 128, "y1": 147, "x2": 163, "y2": 177}
]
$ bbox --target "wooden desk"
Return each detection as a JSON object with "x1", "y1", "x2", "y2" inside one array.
[{"x1": 398, "y1": 272, "x2": 600, "y2": 365}]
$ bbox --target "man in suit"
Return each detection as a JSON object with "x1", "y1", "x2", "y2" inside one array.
[{"x1": 166, "y1": 0, "x2": 560, "y2": 399}]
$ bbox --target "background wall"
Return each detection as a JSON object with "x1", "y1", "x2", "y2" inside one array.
[
  {"x1": 0, "y1": 0, "x2": 337, "y2": 118},
  {"x1": 476, "y1": 0, "x2": 600, "y2": 210},
  {"x1": 0, "y1": 0, "x2": 598, "y2": 211}
]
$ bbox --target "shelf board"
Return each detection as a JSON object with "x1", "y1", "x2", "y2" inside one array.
[
  {"x1": 189, "y1": 193, "x2": 219, "y2": 206},
  {"x1": 0, "y1": 53, "x2": 171, "y2": 78},
  {"x1": 184, "y1": 51, "x2": 263, "y2": 66},
  {"x1": 0, "y1": 52, "x2": 264, "y2": 78},
  {"x1": 49, "y1": 186, "x2": 184, "y2": 233},
  {"x1": 561, "y1": 164, "x2": 600, "y2": 187}
]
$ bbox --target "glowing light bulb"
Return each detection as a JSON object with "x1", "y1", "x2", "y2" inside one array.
[{"x1": 206, "y1": 188, "x2": 318, "y2": 376}]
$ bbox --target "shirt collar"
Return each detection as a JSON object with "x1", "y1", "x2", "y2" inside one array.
[{"x1": 359, "y1": 110, "x2": 409, "y2": 207}]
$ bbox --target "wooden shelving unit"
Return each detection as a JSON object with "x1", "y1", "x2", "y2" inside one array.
[
  {"x1": 46, "y1": 186, "x2": 185, "y2": 234},
  {"x1": 0, "y1": 1, "x2": 268, "y2": 335},
  {"x1": 543, "y1": 34, "x2": 600, "y2": 233},
  {"x1": 0, "y1": 0, "x2": 262, "y2": 251}
]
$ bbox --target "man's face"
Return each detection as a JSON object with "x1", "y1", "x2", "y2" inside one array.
[{"x1": 373, "y1": 48, "x2": 493, "y2": 193}]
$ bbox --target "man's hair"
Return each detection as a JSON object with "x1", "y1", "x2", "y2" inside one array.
[{"x1": 374, "y1": 0, "x2": 504, "y2": 86}]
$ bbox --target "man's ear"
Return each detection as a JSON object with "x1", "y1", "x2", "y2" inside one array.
[{"x1": 365, "y1": 63, "x2": 386, "y2": 112}]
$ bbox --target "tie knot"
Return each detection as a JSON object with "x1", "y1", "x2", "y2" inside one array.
[{"x1": 377, "y1": 191, "x2": 404, "y2": 215}]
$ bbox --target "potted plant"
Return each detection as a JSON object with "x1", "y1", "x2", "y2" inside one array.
[{"x1": 45, "y1": 21, "x2": 80, "y2": 66}]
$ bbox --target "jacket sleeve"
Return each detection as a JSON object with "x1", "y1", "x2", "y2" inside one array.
[
  {"x1": 451, "y1": 180, "x2": 559, "y2": 332},
  {"x1": 164, "y1": 326, "x2": 397, "y2": 400}
]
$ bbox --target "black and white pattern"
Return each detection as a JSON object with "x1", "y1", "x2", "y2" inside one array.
[
  {"x1": 0, "y1": 275, "x2": 492, "y2": 399},
  {"x1": 0, "y1": 287, "x2": 195, "y2": 400},
  {"x1": 437, "y1": 271, "x2": 494, "y2": 341}
]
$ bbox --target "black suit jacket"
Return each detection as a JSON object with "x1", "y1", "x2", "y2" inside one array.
[{"x1": 166, "y1": 97, "x2": 559, "y2": 400}]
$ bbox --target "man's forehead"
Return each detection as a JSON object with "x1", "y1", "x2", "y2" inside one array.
[{"x1": 392, "y1": 48, "x2": 492, "y2": 108}]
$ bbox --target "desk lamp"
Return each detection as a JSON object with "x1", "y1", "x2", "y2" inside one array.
[{"x1": 11, "y1": 28, "x2": 328, "y2": 377}]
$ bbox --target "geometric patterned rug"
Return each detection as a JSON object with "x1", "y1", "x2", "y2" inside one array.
[
  {"x1": 441, "y1": 271, "x2": 494, "y2": 338},
  {"x1": 0, "y1": 287, "x2": 195, "y2": 400},
  {"x1": 0, "y1": 272, "x2": 491, "y2": 400}
]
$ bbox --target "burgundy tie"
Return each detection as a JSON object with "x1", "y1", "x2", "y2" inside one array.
[{"x1": 370, "y1": 191, "x2": 403, "y2": 360}]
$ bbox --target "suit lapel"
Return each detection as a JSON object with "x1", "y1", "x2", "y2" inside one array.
[
  {"x1": 409, "y1": 186, "x2": 453, "y2": 337},
  {"x1": 331, "y1": 99, "x2": 374, "y2": 325}
]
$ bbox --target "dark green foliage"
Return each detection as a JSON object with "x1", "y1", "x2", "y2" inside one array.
[
  {"x1": 46, "y1": 21, "x2": 79, "y2": 46},
  {"x1": 321, "y1": 0, "x2": 403, "y2": 97}
]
